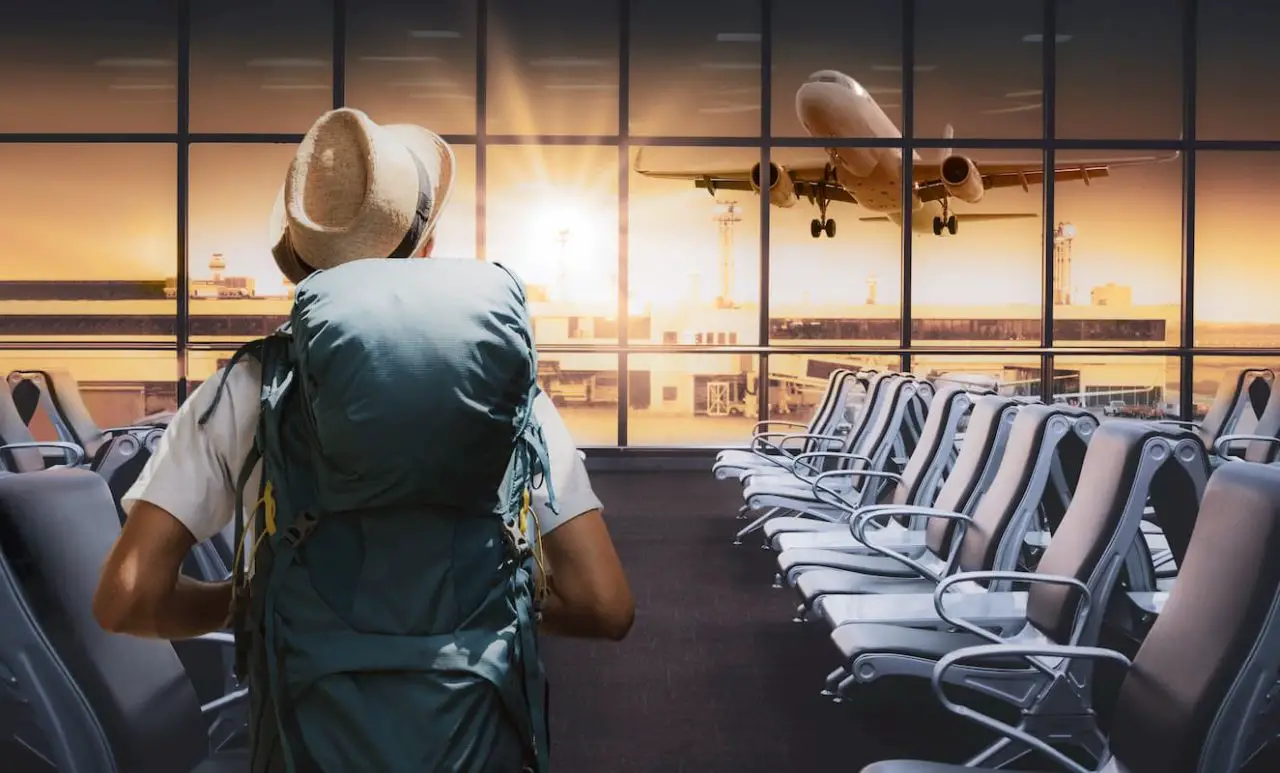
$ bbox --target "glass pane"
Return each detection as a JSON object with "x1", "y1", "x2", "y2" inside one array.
[
  {"x1": 1051, "y1": 151, "x2": 1182, "y2": 347},
  {"x1": 190, "y1": 0, "x2": 333, "y2": 134},
  {"x1": 1193, "y1": 152, "x2": 1280, "y2": 348},
  {"x1": 0, "y1": 2, "x2": 177, "y2": 132},
  {"x1": 913, "y1": 0, "x2": 1044, "y2": 139},
  {"x1": 1054, "y1": 0, "x2": 1182, "y2": 140},
  {"x1": 1052, "y1": 355, "x2": 1181, "y2": 420},
  {"x1": 909, "y1": 149, "x2": 1043, "y2": 345},
  {"x1": 630, "y1": 0, "x2": 762, "y2": 138},
  {"x1": 765, "y1": 353, "x2": 899, "y2": 429},
  {"x1": 769, "y1": 147, "x2": 902, "y2": 345},
  {"x1": 345, "y1": 0, "x2": 478, "y2": 135},
  {"x1": 771, "y1": 0, "x2": 901, "y2": 139},
  {"x1": 1191, "y1": 356, "x2": 1280, "y2": 423},
  {"x1": 188, "y1": 142, "x2": 477, "y2": 344},
  {"x1": 0, "y1": 144, "x2": 177, "y2": 343},
  {"x1": 1, "y1": 351, "x2": 178, "y2": 442},
  {"x1": 487, "y1": 0, "x2": 619, "y2": 136},
  {"x1": 534, "y1": 352, "x2": 619, "y2": 446},
  {"x1": 629, "y1": 147, "x2": 761, "y2": 345},
  {"x1": 1197, "y1": 1, "x2": 1280, "y2": 141},
  {"x1": 910, "y1": 354, "x2": 1042, "y2": 397},
  {"x1": 486, "y1": 145, "x2": 618, "y2": 340},
  {"x1": 626, "y1": 353, "x2": 761, "y2": 446}
]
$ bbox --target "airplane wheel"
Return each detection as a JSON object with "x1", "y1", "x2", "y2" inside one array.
[
  {"x1": 932, "y1": 216, "x2": 943, "y2": 236},
  {"x1": 810, "y1": 219, "x2": 822, "y2": 238},
  {"x1": 946, "y1": 215, "x2": 958, "y2": 235},
  {"x1": 824, "y1": 219, "x2": 837, "y2": 238}
]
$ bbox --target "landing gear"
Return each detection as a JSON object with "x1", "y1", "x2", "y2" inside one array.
[
  {"x1": 932, "y1": 201, "x2": 958, "y2": 236},
  {"x1": 810, "y1": 217, "x2": 836, "y2": 238},
  {"x1": 809, "y1": 167, "x2": 837, "y2": 238}
]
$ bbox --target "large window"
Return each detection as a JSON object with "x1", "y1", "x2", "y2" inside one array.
[{"x1": 4, "y1": 1, "x2": 1277, "y2": 448}]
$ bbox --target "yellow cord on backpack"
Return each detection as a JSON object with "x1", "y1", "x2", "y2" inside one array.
[
  {"x1": 520, "y1": 487, "x2": 550, "y2": 605},
  {"x1": 262, "y1": 481, "x2": 278, "y2": 536},
  {"x1": 232, "y1": 481, "x2": 275, "y2": 585}
]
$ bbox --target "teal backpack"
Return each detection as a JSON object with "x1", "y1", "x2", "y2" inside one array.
[{"x1": 199, "y1": 258, "x2": 557, "y2": 772}]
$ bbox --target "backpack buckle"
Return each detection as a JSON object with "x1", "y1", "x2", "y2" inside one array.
[{"x1": 282, "y1": 511, "x2": 318, "y2": 548}]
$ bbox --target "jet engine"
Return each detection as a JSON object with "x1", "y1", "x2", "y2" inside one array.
[
  {"x1": 750, "y1": 162, "x2": 799, "y2": 208},
  {"x1": 940, "y1": 154, "x2": 985, "y2": 203}
]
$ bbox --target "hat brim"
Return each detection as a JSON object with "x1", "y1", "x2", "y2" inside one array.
[{"x1": 268, "y1": 123, "x2": 457, "y2": 285}]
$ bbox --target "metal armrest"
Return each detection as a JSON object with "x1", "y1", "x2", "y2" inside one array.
[
  {"x1": 751, "y1": 432, "x2": 843, "y2": 461},
  {"x1": 1213, "y1": 434, "x2": 1280, "y2": 458},
  {"x1": 791, "y1": 450, "x2": 870, "y2": 477},
  {"x1": 850, "y1": 507, "x2": 972, "y2": 582},
  {"x1": 201, "y1": 687, "x2": 249, "y2": 715},
  {"x1": 750, "y1": 420, "x2": 807, "y2": 436},
  {"x1": 931, "y1": 644, "x2": 1132, "y2": 773},
  {"x1": 934, "y1": 570, "x2": 1092, "y2": 647},
  {"x1": 188, "y1": 631, "x2": 236, "y2": 646},
  {"x1": 809, "y1": 468, "x2": 894, "y2": 513},
  {"x1": 0, "y1": 441, "x2": 86, "y2": 467}
]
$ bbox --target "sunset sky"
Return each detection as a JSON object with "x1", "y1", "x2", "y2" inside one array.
[{"x1": 0, "y1": 0, "x2": 1278, "y2": 324}]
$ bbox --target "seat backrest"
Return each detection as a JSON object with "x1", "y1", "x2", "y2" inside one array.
[
  {"x1": 1109, "y1": 463, "x2": 1280, "y2": 773},
  {"x1": 0, "y1": 385, "x2": 45, "y2": 473},
  {"x1": 10, "y1": 377, "x2": 42, "y2": 425},
  {"x1": 94, "y1": 427, "x2": 165, "y2": 523},
  {"x1": 832, "y1": 371, "x2": 898, "y2": 457},
  {"x1": 888, "y1": 383, "x2": 972, "y2": 508},
  {"x1": 1197, "y1": 367, "x2": 1273, "y2": 447},
  {"x1": 923, "y1": 395, "x2": 1022, "y2": 554},
  {"x1": 0, "y1": 469, "x2": 209, "y2": 773},
  {"x1": 801, "y1": 369, "x2": 857, "y2": 451},
  {"x1": 951, "y1": 404, "x2": 1093, "y2": 575},
  {"x1": 844, "y1": 375, "x2": 914, "y2": 470},
  {"x1": 1026, "y1": 420, "x2": 1203, "y2": 645},
  {"x1": 1243, "y1": 375, "x2": 1280, "y2": 464},
  {"x1": 10, "y1": 369, "x2": 106, "y2": 459}
]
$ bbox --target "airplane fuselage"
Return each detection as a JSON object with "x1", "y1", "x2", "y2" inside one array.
[{"x1": 796, "y1": 71, "x2": 932, "y2": 229}]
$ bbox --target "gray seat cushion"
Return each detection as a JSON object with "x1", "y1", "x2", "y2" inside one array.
[
  {"x1": 778, "y1": 549, "x2": 922, "y2": 579},
  {"x1": 797, "y1": 569, "x2": 935, "y2": 606},
  {"x1": 830, "y1": 623, "x2": 1026, "y2": 668}
]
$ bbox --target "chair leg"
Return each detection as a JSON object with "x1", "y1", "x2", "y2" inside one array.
[
  {"x1": 733, "y1": 508, "x2": 779, "y2": 544},
  {"x1": 820, "y1": 666, "x2": 847, "y2": 697}
]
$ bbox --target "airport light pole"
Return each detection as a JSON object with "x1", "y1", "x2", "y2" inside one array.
[
  {"x1": 714, "y1": 200, "x2": 741, "y2": 309},
  {"x1": 1053, "y1": 222, "x2": 1076, "y2": 305}
]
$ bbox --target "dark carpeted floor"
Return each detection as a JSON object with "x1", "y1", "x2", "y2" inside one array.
[{"x1": 540, "y1": 470, "x2": 987, "y2": 773}]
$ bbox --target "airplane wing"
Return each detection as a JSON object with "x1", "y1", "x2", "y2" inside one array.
[
  {"x1": 632, "y1": 148, "x2": 857, "y2": 202},
  {"x1": 911, "y1": 152, "x2": 1180, "y2": 204}
]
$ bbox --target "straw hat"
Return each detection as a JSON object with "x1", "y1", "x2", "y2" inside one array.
[{"x1": 268, "y1": 108, "x2": 456, "y2": 284}]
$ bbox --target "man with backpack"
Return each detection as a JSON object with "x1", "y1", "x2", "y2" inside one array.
[{"x1": 93, "y1": 107, "x2": 635, "y2": 772}]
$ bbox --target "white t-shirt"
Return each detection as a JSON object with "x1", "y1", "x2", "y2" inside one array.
[{"x1": 123, "y1": 358, "x2": 603, "y2": 550}]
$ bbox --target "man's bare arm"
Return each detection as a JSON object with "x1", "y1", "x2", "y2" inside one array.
[
  {"x1": 536, "y1": 508, "x2": 634, "y2": 640},
  {"x1": 93, "y1": 501, "x2": 233, "y2": 640}
]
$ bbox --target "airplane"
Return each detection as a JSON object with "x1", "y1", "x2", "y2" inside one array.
[{"x1": 634, "y1": 69, "x2": 1179, "y2": 239}]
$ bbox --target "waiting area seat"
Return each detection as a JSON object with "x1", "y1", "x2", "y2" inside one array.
[
  {"x1": 0, "y1": 469, "x2": 247, "y2": 773},
  {"x1": 859, "y1": 460, "x2": 1280, "y2": 773}
]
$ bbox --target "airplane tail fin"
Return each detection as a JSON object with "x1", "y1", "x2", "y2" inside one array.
[{"x1": 940, "y1": 123, "x2": 954, "y2": 161}]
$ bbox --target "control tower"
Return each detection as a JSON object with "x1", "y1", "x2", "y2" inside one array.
[
  {"x1": 209, "y1": 252, "x2": 226, "y2": 283},
  {"x1": 714, "y1": 201, "x2": 741, "y2": 309}
]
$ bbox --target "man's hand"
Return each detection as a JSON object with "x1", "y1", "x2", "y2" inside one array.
[{"x1": 93, "y1": 500, "x2": 233, "y2": 640}]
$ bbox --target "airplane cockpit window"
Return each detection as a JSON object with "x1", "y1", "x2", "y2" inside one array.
[{"x1": 810, "y1": 71, "x2": 851, "y2": 88}]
